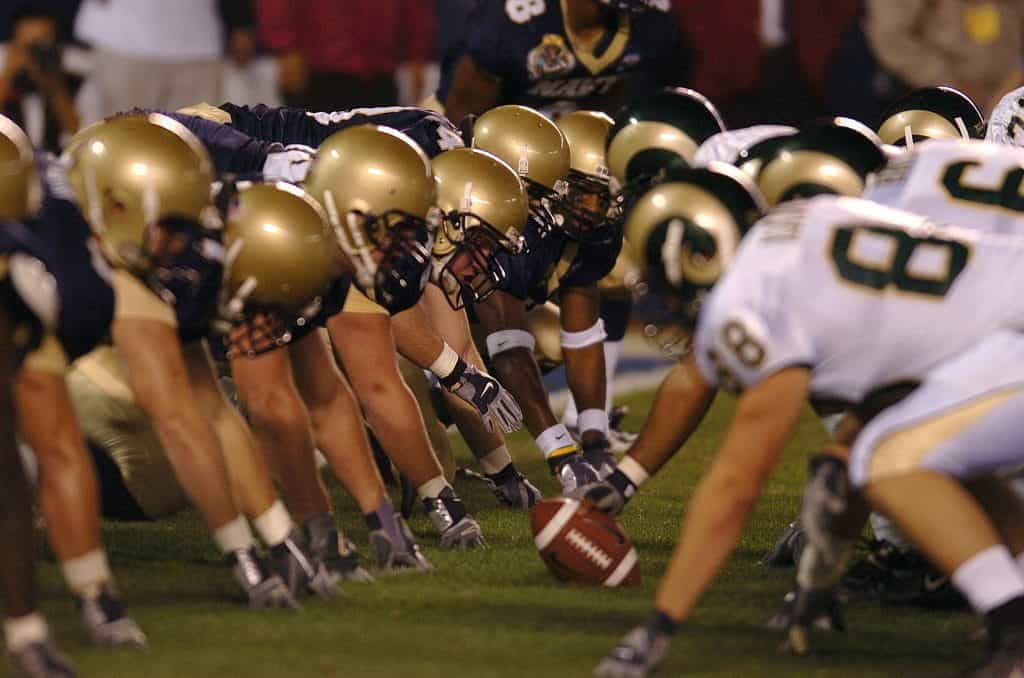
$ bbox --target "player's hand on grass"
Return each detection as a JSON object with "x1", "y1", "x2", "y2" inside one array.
[
  {"x1": 441, "y1": 359, "x2": 523, "y2": 433},
  {"x1": 766, "y1": 586, "x2": 846, "y2": 656}
]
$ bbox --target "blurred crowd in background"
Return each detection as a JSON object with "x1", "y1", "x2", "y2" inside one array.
[{"x1": 1, "y1": 0, "x2": 1021, "y2": 153}]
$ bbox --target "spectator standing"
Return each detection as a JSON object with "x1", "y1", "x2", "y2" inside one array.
[
  {"x1": 679, "y1": 0, "x2": 858, "y2": 127},
  {"x1": 0, "y1": 5, "x2": 80, "y2": 152},
  {"x1": 865, "y1": 0, "x2": 1023, "y2": 114},
  {"x1": 73, "y1": 0, "x2": 253, "y2": 116},
  {"x1": 256, "y1": 0, "x2": 434, "y2": 111}
]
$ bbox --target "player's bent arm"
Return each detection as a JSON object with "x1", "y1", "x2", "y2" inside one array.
[
  {"x1": 111, "y1": 317, "x2": 238, "y2": 530},
  {"x1": 392, "y1": 302, "x2": 448, "y2": 368},
  {"x1": 0, "y1": 303, "x2": 36, "y2": 618},
  {"x1": 442, "y1": 55, "x2": 501, "y2": 127},
  {"x1": 559, "y1": 285, "x2": 607, "y2": 442},
  {"x1": 626, "y1": 354, "x2": 717, "y2": 477},
  {"x1": 653, "y1": 367, "x2": 810, "y2": 623}
]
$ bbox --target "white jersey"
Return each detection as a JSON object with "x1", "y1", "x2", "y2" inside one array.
[
  {"x1": 694, "y1": 195, "x2": 1024, "y2": 407},
  {"x1": 694, "y1": 125, "x2": 796, "y2": 167},
  {"x1": 865, "y1": 139, "x2": 1024, "y2": 235}
]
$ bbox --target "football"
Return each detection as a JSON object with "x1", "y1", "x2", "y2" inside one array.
[{"x1": 530, "y1": 497, "x2": 640, "y2": 587}]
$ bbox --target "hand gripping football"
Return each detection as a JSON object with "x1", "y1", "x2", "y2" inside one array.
[{"x1": 531, "y1": 497, "x2": 640, "y2": 587}]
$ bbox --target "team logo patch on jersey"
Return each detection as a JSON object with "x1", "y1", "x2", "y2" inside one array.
[{"x1": 527, "y1": 34, "x2": 577, "y2": 81}]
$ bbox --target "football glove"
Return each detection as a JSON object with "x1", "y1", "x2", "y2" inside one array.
[
  {"x1": 262, "y1": 144, "x2": 315, "y2": 183},
  {"x1": 571, "y1": 468, "x2": 638, "y2": 517},
  {"x1": 440, "y1": 358, "x2": 523, "y2": 433},
  {"x1": 766, "y1": 585, "x2": 846, "y2": 656}
]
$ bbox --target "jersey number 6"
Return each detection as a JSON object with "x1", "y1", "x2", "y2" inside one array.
[
  {"x1": 942, "y1": 161, "x2": 1024, "y2": 214},
  {"x1": 830, "y1": 224, "x2": 970, "y2": 298}
]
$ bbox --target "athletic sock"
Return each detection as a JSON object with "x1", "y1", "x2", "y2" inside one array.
[
  {"x1": 4, "y1": 612, "x2": 48, "y2": 652},
  {"x1": 252, "y1": 500, "x2": 294, "y2": 548},
  {"x1": 212, "y1": 515, "x2": 257, "y2": 554},
  {"x1": 952, "y1": 545, "x2": 1024, "y2": 615},
  {"x1": 485, "y1": 462, "x2": 520, "y2": 486},
  {"x1": 364, "y1": 497, "x2": 406, "y2": 546},
  {"x1": 536, "y1": 423, "x2": 578, "y2": 463},
  {"x1": 61, "y1": 549, "x2": 112, "y2": 598},
  {"x1": 415, "y1": 475, "x2": 450, "y2": 500},
  {"x1": 479, "y1": 445, "x2": 513, "y2": 475},
  {"x1": 646, "y1": 609, "x2": 678, "y2": 636}
]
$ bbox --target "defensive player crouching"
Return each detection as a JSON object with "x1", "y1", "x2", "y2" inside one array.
[{"x1": 596, "y1": 123, "x2": 1024, "y2": 677}]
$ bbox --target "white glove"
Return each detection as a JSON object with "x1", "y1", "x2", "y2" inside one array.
[{"x1": 262, "y1": 144, "x2": 316, "y2": 183}]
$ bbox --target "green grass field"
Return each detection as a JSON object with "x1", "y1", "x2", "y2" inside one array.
[{"x1": 31, "y1": 389, "x2": 980, "y2": 678}]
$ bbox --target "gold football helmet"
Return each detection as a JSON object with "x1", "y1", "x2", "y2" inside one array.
[
  {"x1": 877, "y1": 86, "x2": 985, "y2": 147},
  {"x1": 606, "y1": 88, "x2": 725, "y2": 200},
  {"x1": 555, "y1": 110, "x2": 622, "y2": 243},
  {"x1": 0, "y1": 115, "x2": 39, "y2": 221},
  {"x1": 220, "y1": 181, "x2": 344, "y2": 357},
  {"x1": 304, "y1": 124, "x2": 436, "y2": 313},
  {"x1": 742, "y1": 118, "x2": 887, "y2": 206},
  {"x1": 66, "y1": 113, "x2": 222, "y2": 307},
  {"x1": 624, "y1": 163, "x2": 765, "y2": 350},
  {"x1": 472, "y1": 104, "x2": 571, "y2": 237},
  {"x1": 431, "y1": 147, "x2": 529, "y2": 308}
]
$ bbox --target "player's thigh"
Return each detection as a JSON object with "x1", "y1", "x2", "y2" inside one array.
[
  {"x1": 327, "y1": 311, "x2": 401, "y2": 398},
  {"x1": 181, "y1": 340, "x2": 231, "y2": 415},
  {"x1": 850, "y1": 331, "x2": 1024, "y2": 488},
  {"x1": 288, "y1": 329, "x2": 346, "y2": 411}
]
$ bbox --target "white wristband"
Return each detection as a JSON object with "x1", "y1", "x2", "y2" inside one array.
[
  {"x1": 428, "y1": 343, "x2": 461, "y2": 380},
  {"x1": 618, "y1": 456, "x2": 650, "y2": 488},
  {"x1": 578, "y1": 408, "x2": 609, "y2": 435},
  {"x1": 487, "y1": 329, "x2": 536, "y2": 357}
]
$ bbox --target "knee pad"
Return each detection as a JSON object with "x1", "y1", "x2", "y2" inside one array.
[
  {"x1": 486, "y1": 329, "x2": 536, "y2": 358},
  {"x1": 560, "y1": 319, "x2": 606, "y2": 350}
]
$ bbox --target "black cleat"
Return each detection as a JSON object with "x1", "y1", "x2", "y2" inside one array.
[
  {"x1": 369, "y1": 515, "x2": 433, "y2": 573},
  {"x1": 304, "y1": 513, "x2": 373, "y2": 584},
  {"x1": 76, "y1": 585, "x2": 147, "y2": 649},
  {"x1": 423, "y1": 487, "x2": 485, "y2": 549},
  {"x1": 7, "y1": 639, "x2": 77, "y2": 678},
  {"x1": 842, "y1": 540, "x2": 963, "y2": 607},
  {"x1": 227, "y1": 546, "x2": 299, "y2": 609},
  {"x1": 762, "y1": 519, "x2": 807, "y2": 568}
]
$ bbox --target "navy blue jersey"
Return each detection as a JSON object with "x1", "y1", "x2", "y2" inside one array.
[
  {"x1": 492, "y1": 219, "x2": 622, "y2": 306},
  {"x1": 441, "y1": 1, "x2": 684, "y2": 116},
  {"x1": 219, "y1": 103, "x2": 464, "y2": 158},
  {"x1": 157, "y1": 110, "x2": 283, "y2": 176},
  {"x1": 0, "y1": 155, "x2": 115, "y2": 364}
]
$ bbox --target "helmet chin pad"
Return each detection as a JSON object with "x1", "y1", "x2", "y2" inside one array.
[
  {"x1": 438, "y1": 227, "x2": 507, "y2": 310},
  {"x1": 371, "y1": 223, "x2": 434, "y2": 313}
]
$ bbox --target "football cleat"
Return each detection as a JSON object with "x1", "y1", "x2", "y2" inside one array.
[
  {"x1": 841, "y1": 539, "x2": 962, "y2": 607},
  {"x1": 762, "y1": 519, "x2": 807, "y2": 568},
  {"x1": 766, "y1": 586, "x2": 846, "y2": 656},
  {"x1": 304, "y1": 513, "x2": 374, "y2": 584},
  {"x1": 423, "y1": 487, "x2": 486, "y2": 549},
  {"x1": 368, "y1": 516, "x2": 433, "y2": 573},
  {"x1": 485, "y1": 465, "x2": 543, "y2": 509},
  {"x1": 7, "y1": 639, "x2": 77, "y2": 678},
  {"x1": 582, "y1": 437, "x2": 617, "y2": 479},
  {"x1": 553, "y1": 454, "x2": 600, "y2": 495},
  {"x1": 227, "y1": 546, "x2": 300, "y2": 609},
  {"x1": 76, "y1": 585, "x2": 147, "y2": 649},
  {"x1": 594, "y1": 625, "x2": 671, "y2": 678},
  {"x1": 271, "y1": 528, "x2": 344, "y2": 599},
  {"x1": 961, "y1": 630, "x2": 1024, "y2": 678}
]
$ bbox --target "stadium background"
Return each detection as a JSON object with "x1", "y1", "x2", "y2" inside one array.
[{"x1": 2, "y1": 1, "x2": 1019, "y2": 676}]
